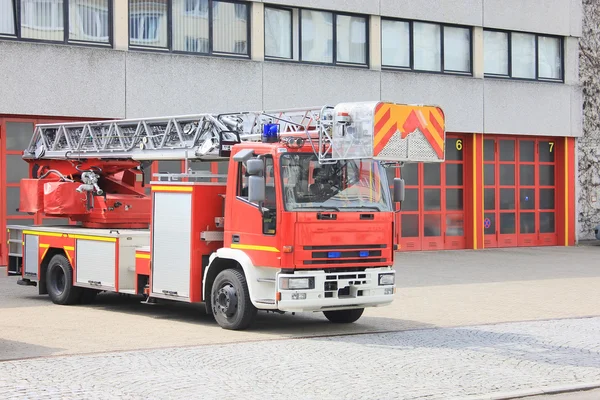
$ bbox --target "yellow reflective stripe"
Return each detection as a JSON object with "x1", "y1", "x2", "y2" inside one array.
[
  {"x1": 22, "y1": 230, "x2": 116, "y2": 243},
  {"x1": 64, "y1": 246, "x2": 75, "y2": 251},
  {"x1": 136, "y1": 254, "x2": 151, "y2": 259},
  {"x1": 151, "y1": 185, "x2": 193, "y2": 192},
  {"x1": 39, "y1": 244, "x2": 50, "y2": 248},
  {"x1": 231, "y1": 243, "x2": 279, "y2": 253}
]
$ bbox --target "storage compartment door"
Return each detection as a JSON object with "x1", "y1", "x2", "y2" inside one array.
[
  {"x1": 151, "y1": 192, "x2": 192, "y2": 299},
  {"x1": 24, "y1": 234, "x2": 39, "y2": 277},
  {"x1": 76, "y1": 239, "x2": 116, "y2": 289}
]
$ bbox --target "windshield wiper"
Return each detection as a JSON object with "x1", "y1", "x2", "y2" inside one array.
[
  {"x1": 296, "y1": 205, "x2": 341, "y2": 211},
  {"x1": 340, "y1": 205, "x2": 383, "y2": 211}
]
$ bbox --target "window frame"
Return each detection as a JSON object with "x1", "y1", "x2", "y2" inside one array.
[
  {"x1": 0, "y1": 0, "x2": 113, "y2": 47},
  {"x1": 263, "y1": 4, "x2": 293, "y2": 61},
  {"x1": 128, "y1": 0, "x2": 252, "y2": 59},
  {"x1": 381, "y1": 17, "x2": 473, "y2": 76},
  {"x1": 263, "y1": 3, "x2": 369, "y2": 69},
  {"x1": 483, "y1": 28, "x2": 564, "y2": 83}
]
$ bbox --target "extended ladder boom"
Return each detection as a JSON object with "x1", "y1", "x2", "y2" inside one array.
[{"x1": 23, "y1": 102, "x2": 446, "y2": 164}]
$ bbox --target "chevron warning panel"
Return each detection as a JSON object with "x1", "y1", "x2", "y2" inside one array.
[{"x1": 373, "y1": 102, "x2": 446, "y2": 161}]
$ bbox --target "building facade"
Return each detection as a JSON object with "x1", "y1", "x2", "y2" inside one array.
[{"x1": 0, "y1": 0, "x2": 583, "y2": 265}]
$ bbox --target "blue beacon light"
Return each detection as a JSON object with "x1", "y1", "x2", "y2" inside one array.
[{"x1": 262, "y1": 123, "x2": 280, "y2": 143}]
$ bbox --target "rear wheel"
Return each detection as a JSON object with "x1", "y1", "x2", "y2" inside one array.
[
  {"x1": 46, "y1": 254, "x2": 82, "y2": 305},
  {"x1": 323, "y1": 308, "x2": 364, "y2": 323},
  {"x1": 211, "y1": 269, "x2": 257, "y2": 330}
]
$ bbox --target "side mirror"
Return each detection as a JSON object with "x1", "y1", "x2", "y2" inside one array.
[
  {"x1": 393, "y1": 178, "x2": 405, "y2": 203},
  {"x1": 246, "y1": 158, "x2": 264, "y2": 176},
  {"x1": 248, "y1": 175, "x2": 266, "y2": 203}
]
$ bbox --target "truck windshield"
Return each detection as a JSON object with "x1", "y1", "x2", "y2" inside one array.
[{"x1": 279, "y1": 153, "x2": 392, "y2": 212}]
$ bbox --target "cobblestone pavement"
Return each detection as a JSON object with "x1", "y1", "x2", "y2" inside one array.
[{"x1": 1, "y1": 317, "x2": 600, "y2": 400}]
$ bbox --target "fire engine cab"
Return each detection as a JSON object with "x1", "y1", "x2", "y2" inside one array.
[{"x1": 6, "y1": 101, "x2": 445, "y2": 330}]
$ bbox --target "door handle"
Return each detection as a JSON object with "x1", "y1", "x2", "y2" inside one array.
[{"x1": 232, "y1": 235, "x2": 240, "y2": 243}]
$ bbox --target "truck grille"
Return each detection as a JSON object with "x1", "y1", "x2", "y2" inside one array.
[{"x1": 302, "y1": 244, "x2": 387, "y2": 265}]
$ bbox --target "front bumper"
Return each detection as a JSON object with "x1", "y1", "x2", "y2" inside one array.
[{"x1": 276, "y1": 267, "x2": 395, "y2": 312}]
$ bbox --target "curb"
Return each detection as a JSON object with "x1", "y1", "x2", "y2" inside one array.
[{"x1": 460, "y1": 381, "x2": 600, "y2": 400}]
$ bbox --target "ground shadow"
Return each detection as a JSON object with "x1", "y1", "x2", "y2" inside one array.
[{"x1": 0, "y1": 338, "x2": 65, "y2": 361}]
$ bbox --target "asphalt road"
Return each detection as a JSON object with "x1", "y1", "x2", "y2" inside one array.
[{"x1": 1, "y1": 245, "x2": 600, "y2": 399}]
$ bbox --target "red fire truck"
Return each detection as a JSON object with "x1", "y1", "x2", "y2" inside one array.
[{"x1": 6, "y1": 101, "x2": 445, "y2": 330}]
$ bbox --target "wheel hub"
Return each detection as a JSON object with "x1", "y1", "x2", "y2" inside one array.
[{"x1": 215, "y1": 284, "x2": 238, "y2": 317}]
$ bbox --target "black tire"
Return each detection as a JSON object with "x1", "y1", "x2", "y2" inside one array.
[
  {"x1": 323, "y1": 308, "x2": 365, "y2": 323},
  {"x1": 211, "y1": 269, "x2": 257, "y2": 330},
  {"x1": 80, "y1": 288, "x2": 100, "y2": 304},
  {"x1": 46, "y1": 254, "x2": 82, "y2": 305}
]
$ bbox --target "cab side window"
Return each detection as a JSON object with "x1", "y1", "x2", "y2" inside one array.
[{"x1": 236, "y1": 162, "x2": 248, "y2": 199}]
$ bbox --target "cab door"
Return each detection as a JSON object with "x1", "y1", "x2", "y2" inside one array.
[{"x1": 224, "y1": 155, "x2": 281, "y2": 267}]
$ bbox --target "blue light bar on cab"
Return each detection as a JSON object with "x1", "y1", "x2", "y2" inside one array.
[{"x1": 262, "y1": 123, "x2": 280, "y2": 143}]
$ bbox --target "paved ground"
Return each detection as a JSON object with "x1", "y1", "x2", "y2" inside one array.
[{"x1": 1, "y1": 245, "x2": 600, "y2": 399}]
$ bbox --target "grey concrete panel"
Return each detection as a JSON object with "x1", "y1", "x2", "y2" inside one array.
[
  {"x1": 0, "y1": 41, "x2": 125, "y2": 118},
  {"x1": 571, "y1": 85, "x2": 583, "y2": 137},
  {"x1": 380, "y1": 72, "x2": 484, "y2": 133},
  {"x1": 565, "y1": 36, "x2": 580, "y2": 85},
  {"x1": 256, "y1": 0, "x2": 379, "y2": 15},
  {"x1": 262, "y1": 62, "x2": 380, "y2": 109},
  {"x1": 125, "y1": 52, "x2": 263, "y2": 118},
  {"x1": 483, "y1": 0, "x2": 572, "y2": 36},
  {"x1": 483, "y1": 79, "x2": 577, "y2": 136},
  {"x1": 570, "y1": 0, "x2": 583, "y2": 37},
  {"x1": 380, "y1": 0, "x2": 483, "y2": 26}
]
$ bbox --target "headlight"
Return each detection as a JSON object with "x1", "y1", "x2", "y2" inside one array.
[
  {"x1": 279, "y1": 277, "x2": 315, "y2": 290},
  {"x1": 379, "y1": 273, "x2": 395, "y2": 286}
]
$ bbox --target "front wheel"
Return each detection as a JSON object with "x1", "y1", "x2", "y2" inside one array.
[
  {"x1": 46, "y1": 254, "x2": 82, "y2": 305},
  {"x1": 211, "y1": 269, "x2": 257, "y2": 330},
  {"x1": 323, "y1": 308, "x2": 364, "y2": 323}
]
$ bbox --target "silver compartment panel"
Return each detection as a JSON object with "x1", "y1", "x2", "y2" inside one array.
[
  {"x1": 24, "y1": 235, "x2": 39, "y2": 277},
  {"x1": 151, "y1": 192, "x2": 192, "y2": 299},
  {"x1": 76, "y1": 240, "x2": 116, "y2": 289}
]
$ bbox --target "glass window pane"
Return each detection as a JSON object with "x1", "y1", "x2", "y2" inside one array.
[
  {"x1": 70, "y1": 0, "x2": 110, "y2": 43},
  {"x1": 413, "y1": 22, "x2": 441, "y2": 71},
  {"x1": 212, "y1": 1, "x2": 248, "y2": 54},
  {"x1": 500, "y1": 164, "x2": 515, "y2": 186},
  {"x1": 381, "y1": 19, "x2": 409, "y2": 68},
  {"x1": 484, "y1": 30, "x2": 508, "y2": 75},
  {"x1": 484, "y1": 139, "x2": 495, "y2": 162},
  {"x1": 424, "y1": 214, "x2": 441, "y2": 237},
  {"x1": 519, "y1": 165, "x2": 534, "y2": 186},
  {"x1": 519, "y1": 140, "x2": 535, "y2": 162},
  {"x1": 401, "y1": 214, "x2": 419, "y2": 238},
  {"x1": 511, "y1": 32, "x2": 535, "y2": 79},
  {"x1": 445, "y1": 164, "x2": 463, "y2": 186},
  {"x1": 484, "y1": 188, "x2": 495, "y2": 210},
  {"x1": 401, "y1": 188, "x2": 419, "y2": 211},
  {"x1": 7, "y1": 187, "x2": 29, "y2": 216},
  {"x1": 7, "y1": 155, "x2": 29, "y2": 183},
  {"x1": 6, "y1": 122, "x2": 34, "y2": 150},
  {"x1": 129, "y1": 0, "x2": 167, "y2": 48},
  {"x1": 446, "y1": 189, "x2": 463, "y2": 211},
  {"x1": 540, "y1": 188, "x2": 555, "y2": 209},
  {"x1": 520, "y1": 188, "x2": 535, "y2": 210},
  {"x1": 444, "y1": 26, "x2": 470, "y2": 72},
  {"x1": 424, "y1": 189, "x2": 440, "y2": 211},
  {"x1": 173, "y1": 0, "x2": 209, "y2": 53},
  {"x1": 217, "y1": 160, "x2": 228, "y2": 182},
  {"x1": 0, "y1": 0, "x2": 16, "y2": 34},
  {"x1": 539, "y1": 165, "x2": 555, "y2": 186},
  {"x1": 21, "y1": 0, "x2": 65, "y2": 41},
  {"x1": 401, "y1": 163, "x2": 418, "y2": 186},
  {"x1": 484, "y1": 213, "x2": 496, "y2": 235},
  {"x1": 424, "y1": 163, "x2": 440, "y2": 186},
  {"x1": 500, "y1": 212, "x2": 515, "y2": 234},
  {"x1": 301, "y1": 9, "x2": 333, "y2": 63},
  {"x1": 540, "y1": 212, "x2": 555, "y2": 233},
  {"x1": 336, "y1": 15, "x2": 366, "y2": 64},
  {"x1": 520, "y1": 212, "x2": 535, "y2": 234},
  {"x1": 446, "y1": 138, "x2": 464, "y2": 161},
  {"x1": 484, "y1": 164, "x2": 495, "y2": 186},
  {"x1": 158, "y1": 161, "x2": 182, "y2": 173},
  {"x1": 446, "y1": 214, "x2": 464, "y2": 236},
  {"x1": 264, "y1": 7, "x2": 292, "y2": 59},
  {"x1": 538, "y1": 36, "x2": 562, "y2": 80},
  {"x1": 500, "y1": 188, "x2": 515, "y2": 210},
  {"x1": 539, "y1": 141, "x2": 555, "y2": 162},
  {"x1": 385, "y1": 166, "x2": 397, "y2": 188},
  {"x1": 499, "y1": 140, "x2": 515, "y2": 161}
]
